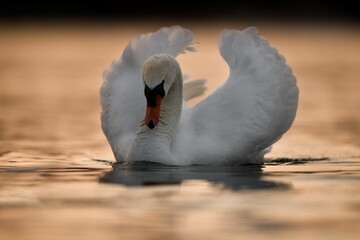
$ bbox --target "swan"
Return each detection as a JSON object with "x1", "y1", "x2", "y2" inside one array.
[{"x1": 100, "y1": 26, "x2": 299, "y2": 165}]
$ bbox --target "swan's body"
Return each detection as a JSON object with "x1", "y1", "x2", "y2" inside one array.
[{"x1": 100, "y1": 26, "x2": 299, "y2": 165}]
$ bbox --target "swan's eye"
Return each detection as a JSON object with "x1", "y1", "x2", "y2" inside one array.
[
  {"x1": 144, "y1": 84, "x2": 151, "y2": 97},
  {"x1": 156, "y1": 80, "x2": 165, "y2": 98}
]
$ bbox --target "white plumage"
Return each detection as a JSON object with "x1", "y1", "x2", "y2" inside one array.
[{"x1": 100, "y1": 26, "x2": 299, "y2": 165}]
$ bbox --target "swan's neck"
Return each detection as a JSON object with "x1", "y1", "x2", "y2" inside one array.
[{"x1": 128, "y1": 72, "x2": 183, "y2": 164}]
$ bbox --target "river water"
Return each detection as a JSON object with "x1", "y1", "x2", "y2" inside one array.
[{"x1": 0, "y1": 22, "x2": 359, "y2": 240}]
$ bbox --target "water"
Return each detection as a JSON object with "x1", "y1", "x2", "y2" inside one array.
[{"x1": 0, "y1": 22, "x2": 359, "y2": 240}]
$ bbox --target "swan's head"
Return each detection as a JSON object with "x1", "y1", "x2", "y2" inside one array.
[{"x1": 142, "y1": 54, "x2": 179, "y2": 129}]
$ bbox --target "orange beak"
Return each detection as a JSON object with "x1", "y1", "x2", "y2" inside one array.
[{"x1": 145, "y1": 95, "x2": 163, "y2": 129}]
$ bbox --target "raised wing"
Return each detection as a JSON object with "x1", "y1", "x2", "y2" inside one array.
[
  {"x1": 100, "y1": 26, "x2": 196, "y2": 161},
  {"x1": 176, "y1": 27, "x2": 299, "y2": 165}
]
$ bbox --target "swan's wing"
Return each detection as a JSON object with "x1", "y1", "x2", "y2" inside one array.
[
  {"x1": 100, "y1": 26, "x2": 196, "y2": 161},
  {"x1": 176, "y1": 27, "x2": 299, "y2": 165}
]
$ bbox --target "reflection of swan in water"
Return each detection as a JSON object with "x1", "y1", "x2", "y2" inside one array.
[
  {"x1": 99, "y1": 163, "x2": 290, "y2": 191},
  {"x1": 100, "y1": 26, "x2": 299, "y2": 165}
]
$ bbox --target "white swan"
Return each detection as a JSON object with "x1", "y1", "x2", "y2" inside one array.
[{"x1": 100, "y1": 26, "x2": 299, "y2": 165}]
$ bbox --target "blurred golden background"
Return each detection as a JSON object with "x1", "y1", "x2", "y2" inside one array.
[{"x1": 0, "y1": 2, "x2": 359, "y2": 240}]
